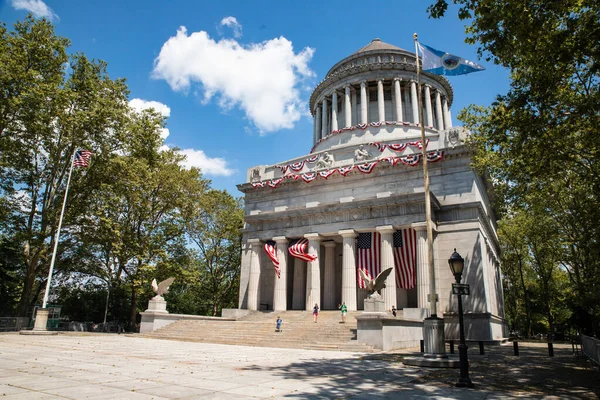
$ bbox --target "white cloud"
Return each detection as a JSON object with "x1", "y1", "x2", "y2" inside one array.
[
  {"x1": 129, "y1": 98, "x2": 171, "y2": 117},
  {"x1": 220, "y1": 16, "x2": 242, "y2": 38},
  {"x1": 152, "y1": 25, "x2": 315, "y2": 134},
  {"x1": 11, "y1": 0, "x2": 57, "y2": 20},
  {"x1": 178, "y1": 148, "x2": 235, "y2": 176}
]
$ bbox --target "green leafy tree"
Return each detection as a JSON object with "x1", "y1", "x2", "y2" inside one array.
[
  {"x1": 429, "y1": 0, "x2": 600, "y2": 335},
  {"x1": 187, "y1": 190, "x2": 243, "y2": 316}
]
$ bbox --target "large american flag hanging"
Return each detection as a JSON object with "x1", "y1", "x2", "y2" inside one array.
[
  {"x1": 288, "y1": 238, "x2": 317, "y2": 262},
  {"x1": 393, "y1": 229, "x2": 417, "y2": 289},
  {"x1": 264, "y1": 240, "x2": 280, "y2": 278},
  {"x1": 74, "y1": 150, "x2": 93, "y2": 167},
  {"x1": 357, "y1": 232, "x2": 381, "y2": 289}
]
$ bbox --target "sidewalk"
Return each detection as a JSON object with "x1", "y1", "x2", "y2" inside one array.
[{"x1": 0, "y1": 333, "x2": 598, "y2": 399}]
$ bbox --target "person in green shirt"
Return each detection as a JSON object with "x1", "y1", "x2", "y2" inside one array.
[{"x1": 338, "y1": 302, "x2": 348, "y2": 323}]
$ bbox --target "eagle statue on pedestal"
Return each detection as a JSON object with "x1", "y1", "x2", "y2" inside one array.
[{"x1": 359, "y1": 267, "x2": 393, "y2": 298}]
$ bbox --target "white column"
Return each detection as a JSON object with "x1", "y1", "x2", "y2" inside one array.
[
  {"x1": 273, "y1": 236, "x2": 288, "y2": 311},
  {"x1": 323, "y1": 241, "x2": 336, "y2": 310},
  {"x1": 304, "y1": 233, "x2": 321, "y2": 310},
  {"x1": 331, "y1": 92, "x2": 338, "y2": 132},
  {"x1": 351, "y1": 87, "x2": 357, "y2": 126},
  {"x1": 292, "y1": 257, "x2": 306, "y2": 310},
  {"x1": 360, "y1": 81, "x2": 368, "y2": 124},
  {"x1": 377, "y1": 79, "x2": 385, "y2": 122},
  {"x1": 410, "y1": 80, "x2": 419, "y2": 124},
  {"x1": 414, "y1": 226, "x2": 429, "y2": 309},
  {"x1": 344, "y1": 86, "x2": 351, "y2": 128},
  {"x1": 376, "y1": 226, "x2": 397, "y2": 311},
  {"x1": 443, "y1": 97, "x2": 452, "y2": 128},
  {"x1": 315, "y1": 106, "x2": 322, "y2": 141},
  {"x1": 435, "y1": 90, "x2": 444, "y2": 130},
  {"x1": 394, "y1": 78, "x2": 403, "y2": 122},
  {"x1": 424, "y1": 85, "x2": 433, "y2": 127},
  {"x1": 339, "y1": 229, "x2": 358, "y2": 311},
  {"x1": 321, "y1": 99, "x2": 328, "y2": 138},
  {"x1": 247, "y1": 239, "x2": 262, "y2": 311}
]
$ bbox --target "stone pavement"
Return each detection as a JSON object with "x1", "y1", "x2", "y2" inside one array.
[{"x1": 0, "y1": 333, "x2": 597, "y2": 399}]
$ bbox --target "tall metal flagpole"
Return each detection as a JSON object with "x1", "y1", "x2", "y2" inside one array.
[
  {"x1": 414, "y1": 33, "x2": 446, "y2": 357},
  {"x1": 41, "y1": 149, "x2": 77, "y2": 309}
]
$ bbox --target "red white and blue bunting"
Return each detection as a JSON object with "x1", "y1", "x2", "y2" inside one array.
[
  {"x1": 252, "y1": 151, "x2": 444, "y2": 190},
  {"x1": 368, "y1": 140, "x2": 429, "y2": 153}
]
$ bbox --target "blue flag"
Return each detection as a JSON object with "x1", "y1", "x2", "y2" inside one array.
[{"x1": 418, "y1": 43, "x2": 485, "y2": 76}]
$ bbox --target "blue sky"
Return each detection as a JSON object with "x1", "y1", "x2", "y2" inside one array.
[{"x1": 2, "y1": 0, "x2": 510, "y2": 195}]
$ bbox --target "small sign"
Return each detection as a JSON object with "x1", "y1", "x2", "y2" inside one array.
[{"x1": 452, "y1": 283, "x2": 470, "y2": 295}]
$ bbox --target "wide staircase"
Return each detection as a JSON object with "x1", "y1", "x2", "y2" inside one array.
[{"x1": 140, "y1": 311, "x2": 378, "y2": 352}]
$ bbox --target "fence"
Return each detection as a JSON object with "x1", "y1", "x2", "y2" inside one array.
[
  {"x1": 581, "y1": 334, "x2": 600, "y2": 366},
  {"x1": 0, "y1": 317, "x2": 29, "y2": 331}
]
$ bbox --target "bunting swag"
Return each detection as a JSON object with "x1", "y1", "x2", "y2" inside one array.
[
  {"x1": 277, "y1": 154, "x2": 321, "y2": 173},
  {"x1": 252, "y1": 152, "x2": 445, "y2": 190},
  {"x1": 368, "y1": 140, "x2": 428, "y2": 153},
  {"x1": 357, "y1": 232, "x2": 381, "y2": 289},
  {"x1": 289, "y1": 238, "x2": 317, "y2": 262},
  {"x1": 393, "y1": 229, "x2": 417, "y2": 289},
  {"x1": 264, "y1": 241, "x2": 280, "y2": 278}
]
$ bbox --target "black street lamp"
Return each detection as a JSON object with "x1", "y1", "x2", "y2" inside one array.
[{"x1": 448, "y1": 249, "x2": 474, "y2": 388}]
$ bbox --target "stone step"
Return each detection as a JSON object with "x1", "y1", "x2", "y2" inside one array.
[{"x1": 140, "y1": 311, "x2": 376, "y2": 353}]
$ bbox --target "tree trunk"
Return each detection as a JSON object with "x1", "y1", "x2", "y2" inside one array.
[
  {"x1": 16, "y1": 261, "x2": 38, "y2": 317},
  {"x1": 517, "y1": 256, "x2": 533, "y2": 337},
  {"x1": 129, "y1": 284, "x2": 137, "y2": 332}
]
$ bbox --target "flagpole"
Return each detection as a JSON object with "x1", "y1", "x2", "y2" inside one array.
[
  {"x1": 413, "y1": 33, "x2": 438, "y2": 318},
  {"x1": 41, "y1": 149, "x2": 77, "y2": 309}
]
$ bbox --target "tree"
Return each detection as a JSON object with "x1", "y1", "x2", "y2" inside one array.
[
  {"x1": 0, "y1": 16, "x2": 130, "y2": 317},
  {"x1": 429, "y1": 0, "x2": 600, "y2": 336},
  {"x1": 187, "y1": 190, "x2": 243, "y2": 316}
]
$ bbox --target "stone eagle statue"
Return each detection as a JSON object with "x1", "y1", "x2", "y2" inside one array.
[
  {"x1": 359, "y1": 268, "x2": 393, "y2": 298},
  {"x1": 151, "y1": 278, "x2": 175, "y2": 297}
]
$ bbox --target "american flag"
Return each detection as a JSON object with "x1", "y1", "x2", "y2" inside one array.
[
  {"x1": 393, "y1": 229, "x2": 417, "y2": 289},
  {"x1": 288, "y1": 238, "x2": 317, "y2": 262},
  {"x1": 74, "y1": 150, "x2": 93, "y2": 167},
  {"x1": 263, "y1": 240, "x2": 280, "y2": 278},
  {"x1": 357, "y1": 232, "x2": 380, "y2": 289}
]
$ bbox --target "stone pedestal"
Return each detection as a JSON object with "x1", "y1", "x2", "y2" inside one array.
[
  {"x1": 146, "y1": 296, "x2": 168, "y2": 313},
  {"x1": 20, "y1": 308, "x2": 58, "y2": 335},
  {"x1": 363, "y1": 298, "x2": 386, "y2": 314}
]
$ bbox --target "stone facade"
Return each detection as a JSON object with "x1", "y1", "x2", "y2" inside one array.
[{"x1": 236, "y1": 39, "x2": 508, "y2": 341}]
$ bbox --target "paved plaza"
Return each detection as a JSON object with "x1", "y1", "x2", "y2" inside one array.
[{"x1": 0, "y1": 333, "x2": 597, "y2": 399}]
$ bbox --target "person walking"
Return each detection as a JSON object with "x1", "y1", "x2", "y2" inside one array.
[
  {"x1": 276, "y1": 316, "x2": 282, "y2": 332},
  {"x1": 313, "y1": 303, "x2": 319, "y2": 323},
  {"x1": 339, "y1": 302, "x2": 348, "y2": 323},
  {"x1": 391, "y1": 305, "x2": 397, "y2": 317}
]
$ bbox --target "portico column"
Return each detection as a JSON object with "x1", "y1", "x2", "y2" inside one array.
[
  {"x1": 414, "y1": 226, "x2": 430, "y2": 309},
  {"x1": 377, "y1": 79, "x2": 385, "y2": 122},
  {"x1": 344, "y1": 86, "x2": 352, "y2": 128},
  {"x1": 410, "y1": 80, "x2": 419, "y2": 124},
  {"x1": 323, "y1": 241, "x2": 336, "y2": 310},
  {"x1": 273, "y1": 236, "x2": 288, "y2": 311},
  {"x1": 339, "y1": 229, "x2": 358, "y2": 311},
  {"x1": 394, "y1": 78, "x2": 403, "y2": 122},
  {"x1": 351, "y1": 87, "x2": 358, "y2": 126},
  {"x1": 315, "y1": 105, "x2": 322, "y2": 141},
  {"x1": 331, "y1": 92, "x2": 338, "y2": 132},
  {"x1": 376, "y1": 226, "x2": 397, "y2": 311},
  {"x1": 424, "y1": 85, "x2": 433, "y2": 127},
  {"x1": 304, "y1": 233, "x2": 321, "y2": 310},
  {"x1": 435, "y1": 90, "x2": 444, "y2": 130},
  {"x1": 247, "y1": 239, "x2": 262, "y2": 311},
  {"x1": 321, "y1": 99, "x2": 328, "y2": 138},
  {"x1": 360, "y1": 81, "x2": 368, "y2": 124},
  {"x1": 443, "y1": 98, "x2": 452, "y2": 128},
  {"x1": 292, "y1": 257, "x2": 306, "y2": 310}
]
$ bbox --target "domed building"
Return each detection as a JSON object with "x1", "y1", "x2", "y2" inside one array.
[{"x1": 235, "y1": 39, "x2": 507, "y2": 344}]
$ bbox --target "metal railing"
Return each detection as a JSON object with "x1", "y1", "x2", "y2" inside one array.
[{"x1": 580, "y1": 334, "x2": 600, "y2": 366}]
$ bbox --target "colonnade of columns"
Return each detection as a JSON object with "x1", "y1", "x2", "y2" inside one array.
[
  {"x1": 246, "y1": 226, "x2": 431, "y2": 313},
  {"x1": 313, "y1": 79, "x2": 452, "y2": 143}
]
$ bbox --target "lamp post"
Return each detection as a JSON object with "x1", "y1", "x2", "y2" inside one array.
[{"x1": 448, "y1": 249, "x2": 473, "y2": 388}]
